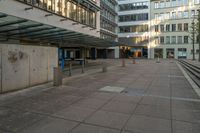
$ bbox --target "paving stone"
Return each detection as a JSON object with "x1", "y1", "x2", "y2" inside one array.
[
  {"x1": 85, "y1": 110, "x2": 130, "y2": 129},
  {"x1": 72, "y1": 98, "x2": 107, "y2": 109},
  {"x1": 173, "y1": 120, "x2": 200, "y2": 133},
  {"x1": 101, "y1": 101, "x2": 137, "y2": 114},
  {"x1": 172, "y1": 108, "x2": 200, "y2": 124},
  {"x1": 124, "y1": 115, "x2": 171, "y2": 133},
  {"x1": 19, "y1": 117, "x2": 78, "y2": 133},
  {"x1": 0, "y1": 59, "x2": 200, "y2": 133},
  {"x1": 111, "y1": 94, "x2": 142, "y2": 104},
  {"x1": 135, "y1": 104, "x2": 171, "y2": 119},
  {"x1": 140, "y1": 96, "x2": 171, "y2": 107},
  {"x1": 70, "y1": 124, "x2": 120, "y2": 133},
  {"x1": 88, "y1": 92, "x2": 116, "y2": 100},
  {"x1": 172, "y1": 100, "x2": 200, "y2": 110},
  {"x1": 54, "y1": 106, "x2": 96, "y2": 122},
  {"x1": 0, "y1": 107, "x2": 44, "y2": 132}
]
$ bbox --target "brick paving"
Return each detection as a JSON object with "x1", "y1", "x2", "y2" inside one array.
[{"x1": 0, "y1": 59, "x2": 200, "y2": 133}]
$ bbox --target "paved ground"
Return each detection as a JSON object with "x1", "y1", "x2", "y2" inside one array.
[{"x1": 0, "y1": 59, "x2": 200, "y2": 133}]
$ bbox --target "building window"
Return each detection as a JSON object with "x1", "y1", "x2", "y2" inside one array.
[
  {"x1": 171, "y1": 36, "x2": 176, "y2": 43},
  {"x1": 165, "y1": 12, "x2": 170, "y2": 19},
  {"x1": 155, "y1": 37, "x2": 159, "y2": 44},
  {"x1": 166, "y1": 24, "x2": 170, "y2": 31},
  {"x1": 160, "y1": 1, "x2": 165, "y2": 8},
  {"x1": 119, "y1": 2, "x2": 149, "y2": 11},
  {"x1": 119, "y1": 13, "x2": 148, "y2": 22},
  {"x1": 119, "y1": 25, "x2": 149, "y2": 33},
  {"x1": 160, "y1": 25, "x2": 164, "y2": 32},
  {"x1": 183, "y1": 11, "x2": 189, "y2": 18},
  {"x1": 178, "y1": 0, "x2": 182, "y2": 5},
  {"x1": 172, "y1": 12, "x2": 176, "y2": 19},
  {"x1": 184, "y1": 23, "x2": 188, "y2": 31},
  {"x1": 183, "y1": 0, "x2": 188, "y2": 5},
  {"x1": 171, "y1": 0, "x2": 177, "y2": 7},
  {"x1": 160, "y1": 36, "x2": 165, "y2": 44},
  {"x1": 155, "y1": 2, "x2": 159, "y2": 9},
  {"x1": 184, "y1": 36, "x2": 188, "y2": 43},
  {"x1": 196, "y1": 49, "x2": 200, "y2": 54},
  {"x1": 155, "y1": 13, "x2": 159, "y2": 20},
  {"x1": 178, "y1": 23, "x2": 182, "y2": 31},
  {"x1": 160, "y1": 13, "x2": 165, "y2": 20},
  {"x1": 172, "y1": 24, "x2": 176, "y2": 31},
  {"x1": 191, "y1": 10, "x2": 195, "y2": 17},
  {"x1": 194, "y1": 0, "x2": 200, "y2": 4},
  {"x1": 178, "y1": 36, "x2": 182, "y2": 43},
  {"x1": 178, "y1": 11, "x2": 182, "y2": 18},
  {"x1": 155, "y1": 25, "x2": 159, "y2": 32},
  {"x1": 166, "y1": 0, "x2": 170, "y2": 7},
  {"x1": 166, "y1": 36, "x2": 170, "y2": 44}
]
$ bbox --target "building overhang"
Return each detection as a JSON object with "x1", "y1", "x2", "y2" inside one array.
[{"x1": 0, "y1": 12, "x2": 119, "y2": 48}]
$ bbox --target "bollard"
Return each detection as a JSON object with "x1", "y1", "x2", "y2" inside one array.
[
  {"x1": 102, "y1": 64, "x2": 107, "y2": 72},
  {"x1": 69, "y1": 62, "x2": 72, "y2": 76},
  {"x1": 132, "y1": 58, "x2": 135, "y2": 64},
  {"x1": 53, "y1": 67, "x2": 62, "y2": 86},
  {"x1": 156, "y1": 57, "x2": 160, "y2": 63},
  {"x1": 81, "y1": 61, "x2": 85, "y2": 73},
  {"x1": 122, "y1": 58, "x2": 125, "y2": 67}
]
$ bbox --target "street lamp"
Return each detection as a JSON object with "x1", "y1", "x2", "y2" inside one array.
[
  {"x1": 197, "y1": 9, "x2": 200, "y2": 62},
  {"x1": 191, "y1": 19, "x2": 195, "y2": 60}
]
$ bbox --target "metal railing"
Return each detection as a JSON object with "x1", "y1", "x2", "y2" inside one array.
[{"x1": 178, "y1": 60, "x2": 200, "y2": 87}]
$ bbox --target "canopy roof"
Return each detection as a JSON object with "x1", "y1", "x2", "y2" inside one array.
[{"x1": 0, "y1": 12, "x2": 119, "y2": 47}]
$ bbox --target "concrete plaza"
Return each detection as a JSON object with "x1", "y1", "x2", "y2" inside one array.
[{"x1": 0, "y1": 59, "x2": 200, "y2": 133}]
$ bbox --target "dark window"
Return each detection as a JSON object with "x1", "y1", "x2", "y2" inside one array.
[
  {"x1": 172, "y1": 24, "x2": 176, "y2": 31},
  {"x1": 184, "y1": 23, "x2": 188, "y2": 31},
  {"x1": 178, "y1": 23, "x2": 182, "y2": 31},
  {"x1": 119, "y1": 13, "x2": 148, "y2": 22},
  {"x1": 155, "y1": 25, "x2": 159, "y2": 32},
  {"x1": 160, "y1": 36, "x2": 165, "y2": 44},
  {"x1": 184, "y1": 36, "x2": 188, "y2": 43},
  {"x1": 160, "y1": 25, "x2": 164, "y2": 32},
  {"x1": 166, "y1": 24, "x2": 170, "y2": 31}
]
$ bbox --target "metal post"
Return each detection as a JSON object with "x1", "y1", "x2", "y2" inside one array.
[
  {"x1": 198, "y1": 10, "x2": 200, "y2": 62},
  {"x1": 122, "y1": 58, "x2": 125, "y2": 67},
  {"x1": 192, "y1": 20, "x2": 195, "y2": 60},
  {"x1": 81, "y1": 61, "x2": 84, "y2": 73},
  {"x1": 69, "y1": 62, "x2": 72, "y2": 76},
  {"x1": 102, "y1": 63, "x2": 107, "y2": 72},
  {"x1": 53, "y1": 67, "x2": 62, "y2": 86}
]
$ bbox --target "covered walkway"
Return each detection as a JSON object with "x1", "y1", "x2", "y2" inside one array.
[{"x1": 0, "y1": 59, "x2": 200, "y2": 133}]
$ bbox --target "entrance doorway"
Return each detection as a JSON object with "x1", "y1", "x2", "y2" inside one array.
[
  {"x1": 166, "y1": 48, "x2": 175, "y2": 58},
  {"x1": 135, "y1": 51, "x2": 142, "y2": 58},
  {"x1": 178, "y1": 48, "x2": 187, "y2": 59},
  {"x1": 154, "y1": 48, "x2": 163, "y2": 58}
]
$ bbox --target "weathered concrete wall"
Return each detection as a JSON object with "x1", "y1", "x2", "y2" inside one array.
[
  {"x1": 0, "y1": 48, "x2": 2, "y2": 92},
  {"x1": 0, "y1": 44, "x2": 58, "y2": 93}
]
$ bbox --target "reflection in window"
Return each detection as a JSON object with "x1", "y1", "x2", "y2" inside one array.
[{"x1": 18, "y1": 0, "x2": 97, "y2": 28}]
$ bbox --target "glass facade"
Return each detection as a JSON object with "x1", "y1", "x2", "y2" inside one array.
[
  {"x1": 100, "y1": 0, "x2": 117, "y2": 41},
  {"x1": 119, "y1": 13, "x2": 148, "y2": 22},
  {"x1": 18, "y1": 0, "x2": 97, "y2": 28},
  {"x1": 119, "y1": 2, "x2": 148, "y2": 11},
  {"x1": 119, "y1": 25, "x2": 148, "y2": 33}
]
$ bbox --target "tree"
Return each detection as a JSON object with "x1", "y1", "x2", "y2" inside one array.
[
  {"x1": 190, "y1": 19, "x2": 197, "y2": 60},
  {"x1": 189, "y1": 12, "x2": 200, "y2": 61}
]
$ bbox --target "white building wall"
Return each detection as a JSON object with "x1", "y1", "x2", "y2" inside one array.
[
  {"x1": 150, "y1": 0, "x2": 200, "y2": 59},
  {"x1": 118, "y1": 0, "x2": 151, "y2": 49}
]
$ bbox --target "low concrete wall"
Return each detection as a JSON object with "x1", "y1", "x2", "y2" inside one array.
[{"x1": 0, "y1": 44, "x2": 58, "y2": 93}]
